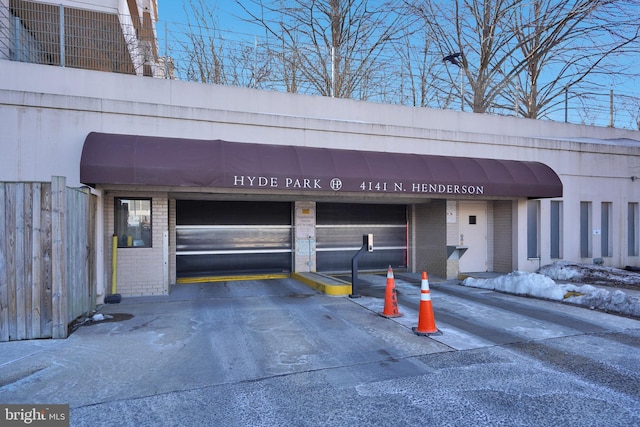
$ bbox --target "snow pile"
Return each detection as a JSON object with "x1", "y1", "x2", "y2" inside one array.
[
  {"x1": 462, "y1": 263, "x2": 640, "y2": 318},
  {"x1": 540, "y1": 261, "x2": 640, "y2": 288},
  {"x1": 464, "y1": 271, "x2": 567, "y2": 300}
]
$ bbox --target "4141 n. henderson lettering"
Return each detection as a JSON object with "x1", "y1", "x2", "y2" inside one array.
[{"x1": 232, "y1": 175, "x2": 484, "y2": 195}]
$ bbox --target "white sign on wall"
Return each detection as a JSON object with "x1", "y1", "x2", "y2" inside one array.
[
  {"x1": 447, "y1": 201, "x2": 457, "y2": 223},
  {"x1": 295, "y1": 201, "x2": 316, "y2": 238}
]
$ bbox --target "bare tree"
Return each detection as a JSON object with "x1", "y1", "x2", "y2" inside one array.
[
  {"x1": 169, "y1": 0, "x2": 639, "y2": 127},
  {"x1": 509, "y1": 0, "x2": 640, "y2": 120},
  {"x1": 235, "y1": 0, "x2": 418, "y2": 99},
  {"x1": 410, "y1": 0, "x2": 640, "y2": 119},
  {"x1": 413, "y1": 0, "x2": 530, "y2": 113},
  {"x1": 175, "y1": 0, "x2": 227, "y2": 84},
  {"x1": 175, "y1": 0, "x2": 273, "y2": 88},
  {"x1": 393, "y1": 26, "x2": 453, "y2": 108}
]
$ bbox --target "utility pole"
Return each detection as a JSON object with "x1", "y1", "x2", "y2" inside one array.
[{"x1": 609, "y1": 89, "x2": 614, "y2": 127}]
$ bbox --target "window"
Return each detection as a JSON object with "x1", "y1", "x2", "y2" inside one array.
[
  {"x1": 601, "y1": 202, "x2": 612, "y2": 257},
  {"x1": 115, "y1": 198, "x2": 152, "y2": 248},
  {"x1": 527, "y1": 200, "x2": 540, "y2": 259},
  {"x1": 580, "y1": 202, "x2": 591, "y2": 258},
  {"x1": 630, "y1": 203, "x2": 639, "y2": 256},
  {"x1": 550, "y1": 201, "x2": 563, "y2": 259}
]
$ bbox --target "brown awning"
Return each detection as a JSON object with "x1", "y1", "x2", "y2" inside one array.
[{"x1": 80, "y1": 132, "x2": 562, "y2": 198}]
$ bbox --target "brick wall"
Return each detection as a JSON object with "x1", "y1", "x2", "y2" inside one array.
[{"x1": 104, "y1": 191, "x2": 169, "y2": 296}]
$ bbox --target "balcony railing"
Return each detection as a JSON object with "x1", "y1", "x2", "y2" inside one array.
[{"x1": 1, "y1": 0, "x2": 165, "y2": 77}]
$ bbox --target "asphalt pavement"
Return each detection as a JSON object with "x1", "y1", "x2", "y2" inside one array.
[{"x1": 1, "y1": 276, "x2": 640, "y2": 426}]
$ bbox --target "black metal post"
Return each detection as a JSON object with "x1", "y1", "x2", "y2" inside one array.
[
  {"x1": 350, "y1": 234, "x2": 372, "y2": 298},
  {"x1": 349, "y1": 244, "x2": 367, "y2": 298}
]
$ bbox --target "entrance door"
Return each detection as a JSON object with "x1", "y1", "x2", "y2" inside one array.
[{"x1": 458, "y1": 202, "x2": 488, "y2": 272}]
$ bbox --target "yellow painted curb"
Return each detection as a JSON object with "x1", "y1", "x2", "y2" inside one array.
[
  {"x1": 177, "y1": 272, "x2": 353, "y2": 296},
  {"x1": 177, "y1": 273, "x2": 290, "y2": 284},
  {"x1": 291, "y1": 273, "x2": 352, "y2": 296}
]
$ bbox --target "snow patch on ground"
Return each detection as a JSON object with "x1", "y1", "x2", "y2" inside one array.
[{"x1": 462, "y1": 262, "x2": 640, "y2": 318}]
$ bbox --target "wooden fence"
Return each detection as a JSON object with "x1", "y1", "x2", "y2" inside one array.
[{"x1": 0, "y1": 176, "x2": 96, "y2": 341}]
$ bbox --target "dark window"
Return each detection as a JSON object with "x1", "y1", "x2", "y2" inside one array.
[
  {"x1": 469, "y1": 215, "x2": 477, "y2": 225},
  {"x1": 550, "y1": 201, "x2": 562, "y2": 259},
  {"x1": 115, "y1": 198, "x2": 152, "y2": 248},
  {"x1": 580, "y1": 202, "x2": 591, "y2": 258},
  {"x1": 629, "y1": 203, "x2": 639, "y2": 256},
  {"x1": 601, "y1": 202, "x2": 612, "y2": 257}
]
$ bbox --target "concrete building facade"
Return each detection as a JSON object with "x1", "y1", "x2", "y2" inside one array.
[{"x1": 2, "y1": 58, "x2": 639, "y2": 300}]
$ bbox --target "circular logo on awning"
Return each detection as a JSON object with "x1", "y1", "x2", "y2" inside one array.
[{"x1": 330, "y1": 178, "x2": 343, "y2": 191}]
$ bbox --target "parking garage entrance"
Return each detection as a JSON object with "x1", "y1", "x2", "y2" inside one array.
[
  {"x1": 175, "y1": 200, "x2": 408, "y2": 279},
  {"x1": 316, "y1": 202, "x2": 407, "y2": 272},
  {"x1": 176, "y1": 200, "x2": 293, "y2": 278}
]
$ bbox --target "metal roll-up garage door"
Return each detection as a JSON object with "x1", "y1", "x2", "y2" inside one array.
[
  {"x1": 176, "y1": 200, "x2": 292, "y2": 277},
  {"x1": 316, "y1": 203, "x2": 407, "y2": 272}
]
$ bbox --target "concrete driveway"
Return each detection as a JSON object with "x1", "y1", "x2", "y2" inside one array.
[
  {"x1": 2, "y1": 276, "x2": 640, "y2": 426},
  {"x1": 0, "y1": 278, "x2": 449, "y2": 407}
]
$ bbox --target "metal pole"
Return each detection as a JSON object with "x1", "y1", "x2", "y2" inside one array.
[
  {"x1": 164, "y1": 21, "x2": 169, "y2": 78},
  {"x1": 59, "y1": 4, "x2": 65, "y2": 67},
  {"x1": 514, "y1": 78, "x2": 519, "y2": 117},
  {"x1": 564, "y1": 86, "x2": 568, "y2": 123},
  {"x1": 331, "y1": 47, "x2": 336, "y2": 97},
  {"x1": 254, "y1": 36, "x2": 258, "y2": 83},
  {"x1": 350, "y1": 244, "x2": 366, "y2": 298},
  {"x1": 460, "y1": 68, "x2": 464, "y2": 112},
  {"x1": 13, "y1": 15, "x2": 20, "y2": 61},
  {"x1": 609, "y1": 89, "x2": 614, "y2": 127},
  {"x1": 350, "y1": 234, "x2": 373, "y2": 298}
]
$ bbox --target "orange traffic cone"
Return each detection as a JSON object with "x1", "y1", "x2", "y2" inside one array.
[
  {"x1": 413, "y1": 272, "x2": 441, "y2": 336},
  {"x1": 380, "y1": 266, "x2": 403, "y2": 318}
]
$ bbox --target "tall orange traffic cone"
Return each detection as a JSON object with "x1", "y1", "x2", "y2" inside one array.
[
  {"x1": 413, "y1": 272, "x2": 441, "y2": 336},
  {"x1": 380, "y1": 266, "x2": 403, "y2": 318}
]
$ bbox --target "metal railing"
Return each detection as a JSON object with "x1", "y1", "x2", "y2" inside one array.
[{"x1": 1, "y1": 1, "x2": 164, "y2": 77}]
